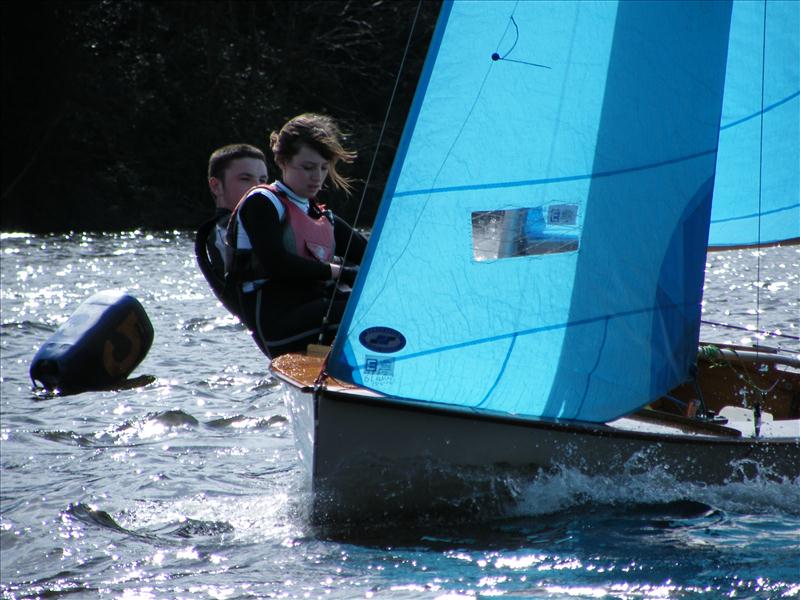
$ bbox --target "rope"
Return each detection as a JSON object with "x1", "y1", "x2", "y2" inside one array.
[
  {"x1": 698, "y1": 344, "x2": 782, "y2": 398},
  {"x1": 700, "y1": 319, "x2": 800, "y2": 342},
  {"x1": 753, "y1": 1, "x2": 768, "y2": 356},
  {"x1": 319, "y1": 0, "x2": 425, "y2": 342}
]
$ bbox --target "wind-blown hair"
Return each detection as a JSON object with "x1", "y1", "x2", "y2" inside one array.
[{"x1": 270, "y1": 113, "x2": 356, "y2": 193}]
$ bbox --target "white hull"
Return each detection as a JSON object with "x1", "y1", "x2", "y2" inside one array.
[{"x1": 278, "y1": 372, "x2": 800, "y2": 523}]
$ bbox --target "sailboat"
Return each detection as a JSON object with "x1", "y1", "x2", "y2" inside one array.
[{"x1": 272, "y1": 0, "x2": 800, "y2": 522}]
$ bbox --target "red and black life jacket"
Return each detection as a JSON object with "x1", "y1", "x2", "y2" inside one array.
[{"x1": 225, "y1": 183, "x2": 334, "y2": 283}]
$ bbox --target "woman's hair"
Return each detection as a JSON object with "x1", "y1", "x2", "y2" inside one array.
[{"x1": 270, "y1": 113, "x2": 356, "y2": 193}]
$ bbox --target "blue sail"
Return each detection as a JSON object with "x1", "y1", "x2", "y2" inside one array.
[
  {"x1": 709, "y1": 0, "x2": 800, "y2": 248},
  {"x1": 328, "y1": 0, "x2": 733, "y2": 422}
]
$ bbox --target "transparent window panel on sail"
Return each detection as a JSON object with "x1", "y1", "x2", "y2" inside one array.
[{"x1": 471, "y1": 205, "x2": 580, "y2": 261}]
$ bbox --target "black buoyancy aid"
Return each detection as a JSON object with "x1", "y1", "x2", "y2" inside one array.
[{"x1": 194, "y1": 208, "x2": 243, "y2": 315}]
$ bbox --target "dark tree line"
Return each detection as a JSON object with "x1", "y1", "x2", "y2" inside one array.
[{"x1": 1, "y1": 0, "x2": 440, "y2": 233}]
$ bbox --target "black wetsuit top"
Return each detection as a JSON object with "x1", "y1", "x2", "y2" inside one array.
[
  {"x1": 232, "y1": 186, "x2": 366, "y2": 357},
  {"x1": 195, "y1": 207, "x2": 240, "y2": 317}
]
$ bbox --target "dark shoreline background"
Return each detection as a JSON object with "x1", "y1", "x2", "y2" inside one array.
[{"x1": 1, "y1": 0, "x2": 440, "y2": 233}]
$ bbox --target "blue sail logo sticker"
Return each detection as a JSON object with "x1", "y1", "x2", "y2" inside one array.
[{"x1": 359, "y1": 327, "x2": 406, "y2": 353}]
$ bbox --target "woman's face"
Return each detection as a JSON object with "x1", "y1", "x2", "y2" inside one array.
[{"x1": 281, "y1": 144, "x2": 329, "y2": 198}]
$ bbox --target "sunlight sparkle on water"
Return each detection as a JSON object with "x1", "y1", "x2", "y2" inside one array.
[
  {"x1": 494, "y1": 554, "x2": 545, "y2": 569},
  {"x1": 176, "y1": 546, "x2": 200, "y2": 560},
  {"x1": 540, "y1": 585, "x2": 604, "y2": 597},
  {"x1": 119, "y1": 589, "x2": 156, "y2": 600},
  {"x1": 2, "y1": 234, "x2": 798, "y2": 599}
]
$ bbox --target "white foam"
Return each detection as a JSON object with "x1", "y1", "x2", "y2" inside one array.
[{"x1": 507, "y1": 463, "x2": 800, "y2": 518}]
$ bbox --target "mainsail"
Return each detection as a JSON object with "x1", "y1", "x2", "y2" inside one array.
[
  {"x1": 328, "y1": 0, "x2": 734, "y2": 422},
  {"x1": 709, "y1": 0, "x2": 800, "y2": 248}
]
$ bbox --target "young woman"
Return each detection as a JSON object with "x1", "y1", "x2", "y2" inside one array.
[{"x1": 226, "y1": 113, "x2": 367, "y2": 357}]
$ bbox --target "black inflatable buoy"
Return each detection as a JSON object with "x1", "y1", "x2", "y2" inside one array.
[{"x1": 30, "y1": 290, "x2": 154, "y2": 394}]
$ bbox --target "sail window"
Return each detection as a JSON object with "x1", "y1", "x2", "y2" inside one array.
[{"x1": 471, "y1": 204, "x2": 580, "y2": 261}]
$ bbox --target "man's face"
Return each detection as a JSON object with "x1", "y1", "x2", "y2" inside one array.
[{"x1": 210, "y1": 157, "x2": 268, "y2": 211}]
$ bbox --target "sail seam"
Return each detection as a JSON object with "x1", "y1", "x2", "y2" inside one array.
[
  {"x1": 719, "y1": 90, "x2": 799, "y2": 130},
  {"x1": 475, "y1": 333, "x2": 518, "y2": 407},
  {"x1": 572, "y1": 316, "x2": 610, "y2": 419},
  {"x1": 394, "y1": 148, "x2": 718, "y2": 197},
  {"x1": 710, "y1": 202, "x2": 799, "y2": 224},
  {"x1": 352, "y1": 302, "x2": 700, "y2": 366}
]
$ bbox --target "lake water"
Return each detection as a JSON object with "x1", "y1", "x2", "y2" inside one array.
[{"x1": 1, "y1": 231, "x2": 798, "y2": 599}]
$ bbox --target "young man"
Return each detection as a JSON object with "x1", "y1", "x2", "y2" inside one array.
[
  {"x1": 207, "y1": 144, "x2": 269, "y2": 212},
  {"x1": 195, "y1": 144, "x2": 268, "y2": 317}
]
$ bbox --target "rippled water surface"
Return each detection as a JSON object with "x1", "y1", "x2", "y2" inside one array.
[{"x1": 1, "y1": 232, "x2": 798, "y2": 599}]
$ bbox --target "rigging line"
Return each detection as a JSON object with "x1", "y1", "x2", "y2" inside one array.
[
  {"x1": 496, "y1": 57, "x2": 551, "y2": 69},
  {"x1": 755, "y1": 0, "x2": 768, "y2": 356},
  {"x1": 345, "y1": 4, "x2": 541, "y2": 331},
  {"x1": 352, "y1": 29, "x2": 499, "y2": 324},
  {"x1": 382, "y1": 1, "x2": 524, "y2": 277},
  {"x1": 700, "y1": 319, "x2": 800, "y2": 342},
  {"x1": 501, "y1": 15, "x2": 520, "y2": 58},
  {"x1": 320, "y1": 0, "x2": 424, "y2": 334},
  {"x1": 494, "y1": 1, "x2": 520, "y2": 58},
  {"x1": 492, "y1": 13, "x2": 551, "y2": 69}
]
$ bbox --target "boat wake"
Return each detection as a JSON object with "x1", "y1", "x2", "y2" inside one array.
[
  {"x1": 508, "y1": 462, "x2": 800, "y2": 518},
  {"x1": 313, "y1": 461, "x2": 800, "y2": 546}
]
